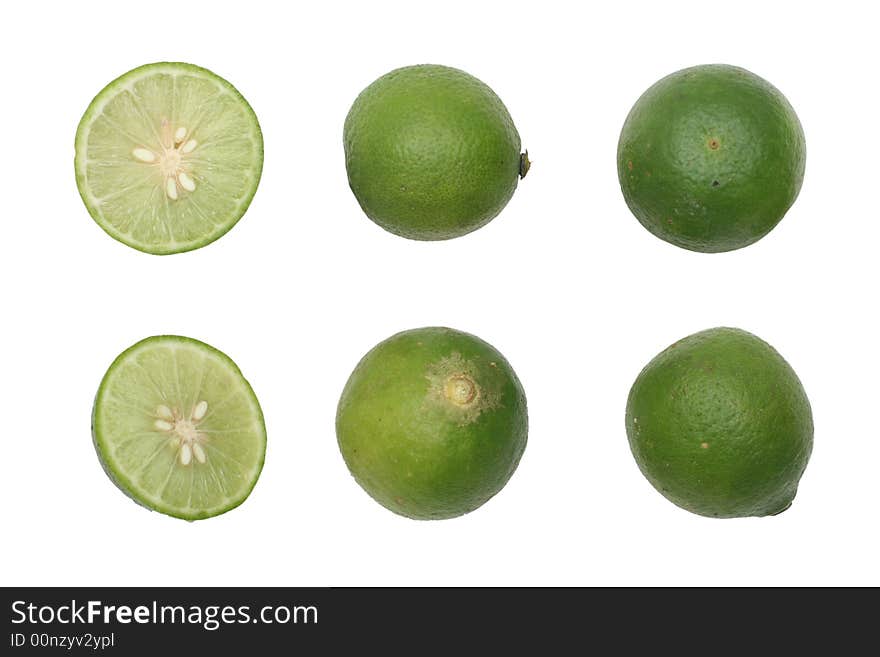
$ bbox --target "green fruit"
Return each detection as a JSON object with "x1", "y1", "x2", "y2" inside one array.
[
  {"x1": 343, "y1": 65, "x2": 528, "y2": 240},
  {"x1": 75, "y1": 62, "x2": 263, "y2": 255},
  {"x1": 92, "y1": 336, "x2": 266, "y2": 520},
  {"x1": 626, "y1": 328, "x2": 813, "y2": 518},
  {"x1": 336, "y1": 327, "x2": 528, "y2": 519},
  {"x1": 617, "y1": 64, "x2": 805, "y2": 253}
]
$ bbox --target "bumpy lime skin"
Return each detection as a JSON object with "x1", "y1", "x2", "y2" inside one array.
[
  {"x1": 617, "y1": 65, "x2": 806, "y2": 253},
  {"x1": 625, "y1": 328, "x2": 813, "y2": 518},
  {"x1": 344, "y1": 65, "x2": 524, "y2": 240},
  {"x1": 336, "y1": 327, "x2": 528, "y2": 520}
]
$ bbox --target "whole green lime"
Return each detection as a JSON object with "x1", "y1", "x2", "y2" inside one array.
[
  {"x1": 617, "y1": 64, "x2": 806, "y2": 252},
  {"x1": 343, "y1": 65, "x2": 528, "y2": 240},
  {"x1": 626, "y1": 328, "x2": 813, "y2": 518},
  {"x1": 336, "y1": 327, "x2": 528, "y2": 520}
]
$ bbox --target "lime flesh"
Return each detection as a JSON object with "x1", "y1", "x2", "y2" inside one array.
[
  {"x1": 92, "y1": 336, "x2": 266, "y2": 520},
  {"x1": 75, "y1": 62, "x2": 263, "y2": 254}
]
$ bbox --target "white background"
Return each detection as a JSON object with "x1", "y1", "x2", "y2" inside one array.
[{"x1": 1, "y1": 0, "x2": 877, "y2": 586}]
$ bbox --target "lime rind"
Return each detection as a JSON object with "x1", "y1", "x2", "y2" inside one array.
[
  {"x1": 343, "y1": 64, "x2": 524, "y2": 241},
  {"x1": 92, "y1": 335, "x2": 267, "y2": 520},
  {"x1": 75, "y1": 62, "x2": 264, "y2": 255}
]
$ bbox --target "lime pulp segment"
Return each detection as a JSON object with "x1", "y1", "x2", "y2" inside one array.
[
  {"x1": 75, "y1": 62, "x2": 263, "y2": 254},
  {"x1": 92, "y1": 336, "x2": 266, "y2": 520}
]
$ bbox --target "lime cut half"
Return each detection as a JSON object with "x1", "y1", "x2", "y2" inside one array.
[
  {"x1": 75, "y1": 62, "x2": 263, "y2": 254},
  {"x1": 92, "y1": 336, "x2": 267, "y2": 520}
]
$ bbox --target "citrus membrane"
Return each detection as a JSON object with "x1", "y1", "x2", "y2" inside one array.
[
  {"x1": 75, "y1": 62, "x2": 263, "y2": 254},
  {"x1": 92, "y1": 336, "x2": 266, "y2": 520}
]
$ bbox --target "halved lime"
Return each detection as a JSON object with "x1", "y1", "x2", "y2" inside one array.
[
  {"x1": 92, "y1": 336, "x2": 267, "y2": 520},
  {"x1": 74, "y1": 62, "x2": 263, "y2": 254}
]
